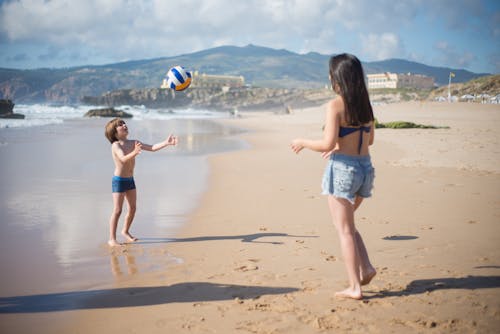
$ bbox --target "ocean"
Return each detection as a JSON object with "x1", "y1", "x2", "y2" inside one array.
[{"x1": 0, "y1": 104, "x2": 231, "y2": 129}]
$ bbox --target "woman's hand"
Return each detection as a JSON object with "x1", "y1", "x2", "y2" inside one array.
[
  {"x1": 166, "y1": 134, "x2": 178, "y2": 146},
  {"x1": 321, "y1": 150, "x2": 334, "y2": 160},
  {"x1": 291, "y1": 139, "x2": 304, "y2": 154}
]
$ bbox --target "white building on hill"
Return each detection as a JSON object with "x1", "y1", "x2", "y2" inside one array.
[
  {"x1": 191, "y1": 71, "x2": 245, "y2": 88},
  {"x1": 367, "y1": 72, "x2": 435, "y2": 89},
  {"x1": 366, "y1": 72, "x2": 398, "y2": 89}
]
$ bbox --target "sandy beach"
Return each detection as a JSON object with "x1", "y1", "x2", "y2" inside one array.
[{"x1": 1, "y1": 101, "x2": 500, "y2": 333}]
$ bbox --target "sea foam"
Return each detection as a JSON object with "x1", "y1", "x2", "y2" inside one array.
[{"x1": 0, "y1": 104, "x2": 229, "y2": 129}]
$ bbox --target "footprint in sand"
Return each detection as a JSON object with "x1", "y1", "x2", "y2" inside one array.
[
  {"x1": 301, "y1": 280, "x2": 323, "y2": 292},
  {"x1": 247, "y1": 302, "x2": 271, "y2": 311},
  {"x1": 155, "y1": 319, "x2": 166, "y2": 328},
  {"x1": 206, "y1": 273, "x2": 226, "y2": 279},
  {"x1": 293, "y1": 267, "x2": 316, "y2": 272},
  {"x1": 234, "y1": 259, "x2": 260, "y2": 272},
  {"x1": 237, "y1": 316, "x2": 285, "y2": 332},
  {"x1": 321, "y1": 251, "x2": 337, "y2": 261},
  {"x1": 235, "y1": 265, "x2": 259, "y2": 272}
]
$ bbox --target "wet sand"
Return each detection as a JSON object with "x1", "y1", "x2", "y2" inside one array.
[
  {"x1": 1, "y1": 102, "x2": 500, "y2": 333},
  {"x1": 0, "y1": 118, "x2": 245, "y2": 296}
]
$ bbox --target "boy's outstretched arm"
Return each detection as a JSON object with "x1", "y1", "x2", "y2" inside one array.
[{"x1": 141, "y1": 134, "x2": 178, "y2": 152}]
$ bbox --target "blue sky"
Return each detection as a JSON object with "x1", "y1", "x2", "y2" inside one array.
[{"x1": 0, "y1": 0, "x2": 498, "y2": 74}]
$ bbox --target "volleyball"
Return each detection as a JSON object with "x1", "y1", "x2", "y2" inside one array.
[{"x1": 164, "y1": 66, "x2": 192, "y2": 91}]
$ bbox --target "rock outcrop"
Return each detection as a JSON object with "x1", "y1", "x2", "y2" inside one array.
[
  {"x1": 0, "y1": 99, "x2": 25, "y2": 119},
  {"x1": 81, "y1": 86, "x2": 333, "y2": 111},
  {"x1": 84, "y1": 107, "x2": 133, "y2": 118}
]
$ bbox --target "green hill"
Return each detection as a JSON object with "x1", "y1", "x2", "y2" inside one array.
[{"x1": 0, "y1": 44, "x2": 491, "y2": 104}]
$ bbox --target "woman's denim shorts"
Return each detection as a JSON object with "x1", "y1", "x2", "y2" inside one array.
[{"x1": 321, "y1": 153, "x2": 375, "y2": 203}]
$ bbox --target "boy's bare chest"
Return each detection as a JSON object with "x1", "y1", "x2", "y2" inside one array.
[{"x1": 118, "y1": 141, "x2": 135, "y2": 155}]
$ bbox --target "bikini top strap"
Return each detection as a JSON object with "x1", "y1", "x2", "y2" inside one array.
[{"x1": 358, "y1": 126, "x2": 371, "y2": 154}]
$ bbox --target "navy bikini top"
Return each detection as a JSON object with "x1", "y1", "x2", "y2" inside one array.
[{"x1": 339, "y1": 125, "x2": 371, "y2": 154}]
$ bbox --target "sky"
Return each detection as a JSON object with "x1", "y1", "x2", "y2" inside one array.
[{"x1": 0, "y1": 0, "x2": 498, "y2": 74}]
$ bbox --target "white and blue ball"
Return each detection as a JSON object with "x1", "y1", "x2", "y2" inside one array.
[{"x1": 165, "y1": 66, "x2": 192, "y2": 91}]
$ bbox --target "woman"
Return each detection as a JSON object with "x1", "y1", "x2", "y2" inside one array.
[{"x1": 291, "y1": 53, "x2": 376, "y2": 300}]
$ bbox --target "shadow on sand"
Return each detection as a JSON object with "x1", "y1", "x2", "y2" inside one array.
[
  {"x1": 135, "y1": 232, "x2": 317, "y2": 245},
  {"x1": 0, "y1": 282, "x2": 298, "y2": 313},
  {"x1": 366, "y1": 275, "x2": 500, "y2": 299},
  {"x1": 382, "y1": 235, "x2": 418, "y2": 241},
  {"x1": 474, "y1": 265, "x2": 500, "y2": 269}
]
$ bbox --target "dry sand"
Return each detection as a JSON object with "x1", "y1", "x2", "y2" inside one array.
[{"x1": 1, "y1": 102, "x2": 499, "y2": 333}]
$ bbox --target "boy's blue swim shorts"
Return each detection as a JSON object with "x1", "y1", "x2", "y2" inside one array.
[{"x1": 112, "y1": 176, "x2": 136, "y2": 193}]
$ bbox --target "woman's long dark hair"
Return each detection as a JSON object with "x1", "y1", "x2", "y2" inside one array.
[{"x1": 329, "y1": 54, "x2": 374, "y2": 125}]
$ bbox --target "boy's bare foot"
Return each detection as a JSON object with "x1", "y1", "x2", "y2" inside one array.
[
  {"x1": 361, "y1": 268, "x2": 377, "y2": 286},
  {"x1": 122, "y1": 232, "x2": 139, "y2": 242},
  {"x1": 108, "y1": 239, "x2": 122, "y2": 247},
  {"x1": 335, "y1": 288, "x2": 363, "y2": 300}
]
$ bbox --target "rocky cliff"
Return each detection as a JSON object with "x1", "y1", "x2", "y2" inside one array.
[
  {"x1": 0, "y1": 99, "x2": 25, "y2": 119},
  {"x1": 84, "y1": 107, "x2": 133, "y2": 118},
  {"x1": 81, "y1": 86, "x2": 333, "y2": 111}
]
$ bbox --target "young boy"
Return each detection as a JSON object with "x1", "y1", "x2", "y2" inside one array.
[{"x1": 105, "y1": 118, "x2": 178, "y2": 246}]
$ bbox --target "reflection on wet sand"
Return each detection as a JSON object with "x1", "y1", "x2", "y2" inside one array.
[
  {"x1": 0, "y1": 118, "x2": 244, "y2": 295},
  {"x1": 110, "y1": 251, "x2": 138, "y2": 277}
]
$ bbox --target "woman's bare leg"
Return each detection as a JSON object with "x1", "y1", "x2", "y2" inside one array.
[
  {"x1": 328, "y1": 196, "x2": 362, "y2": 300},
  {"x1": 353, "y1": 196, "x2": 376, "y2": 285},
  {"x1": 355, "y1": 232, "x2": 376, "y2": 285}
]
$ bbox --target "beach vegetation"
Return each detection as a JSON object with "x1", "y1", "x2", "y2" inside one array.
[{"x1": 374, "y1": 118, "x2": 449, "y2": 129}]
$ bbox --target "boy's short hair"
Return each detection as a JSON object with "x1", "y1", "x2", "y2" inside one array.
[{"x1": 105, "y1": 118, "x2": 124, "y2": 143}]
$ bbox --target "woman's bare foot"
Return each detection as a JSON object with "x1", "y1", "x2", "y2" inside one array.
[
  {"x1": 361, "y1": 268, "x2": 377, "y2": 286},
  {"x1": 335, "y1": 287, "x2": 363, "y2": 300},
  {"x1": 122, "y1": 231, "x2": 139, "y2": 242},
  {"x1": 108, "y1": 239, "x2": 122, "y2": 247}
]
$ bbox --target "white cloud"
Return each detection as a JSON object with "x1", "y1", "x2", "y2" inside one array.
[
  {"x1": 424, "y1": 0, "x2": 486, "y2": 30},
  {"x1": 0, "y1": 0, "x2": 409, "y2": 60},
  {"x1": 434, "y1": 40, "x2": 477, "y2": 69},
  {"x1": 360, "y1": 33, "x2": 403, "y2": 60},
  {"x1": 0, "y1": 0, "x2": 497, "y2": 72},
  {"x1": 325, "y1": 0, "x2": 421, "y2": 31}
]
